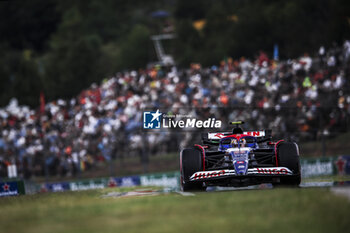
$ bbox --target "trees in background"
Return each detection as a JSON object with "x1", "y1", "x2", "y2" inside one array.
[
  {"x1": 0, "y1": 0, "x2": 349, "y2": 106},
  {"x1": 0, "y1": 0, "x2": 157, "y2": 105},
  {"x1": 174, "y1": 0, "x2": 350, "y2": 65}
]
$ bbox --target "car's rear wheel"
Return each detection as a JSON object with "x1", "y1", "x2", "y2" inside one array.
[
  {"x1": 276, "y1": 142, "x2": 301, "y2": 186},
  {"x1": 180, "y1": 148, "x2": 206, "y2": 191}
]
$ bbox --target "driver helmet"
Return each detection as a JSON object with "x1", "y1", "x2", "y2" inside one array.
[
  {"x1": 240, "y1": 138, "x2": 247, "y2": 147},
  {"x1": 230, "y1": 139, "x2": 238, "y2": 147}
]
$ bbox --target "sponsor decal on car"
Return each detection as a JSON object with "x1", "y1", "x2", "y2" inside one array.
[
  {"x1": 192, "y1": 170, "x2": 227, "y2": 180},
  {"x1": 190, "y1": 167, "x2": 293, "y2": 181},
  {"x1": 255, "y1": 168, "x2": 289, "y2": 175},
  {"x1": 208, "y1": 131, "x2": 266, "y2": 139}
]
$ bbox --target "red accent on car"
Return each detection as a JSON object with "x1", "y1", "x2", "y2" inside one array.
[
  {"x1": 195, "y1": 144, "x2": 206, "y2": 171},
  {"x1": 274, "y1": 140, "x2": 284, "y2": 166},
  {"x1": 256, "y1": 168, "x2": 289, "y2": 175},
  {"x1": 214, "y1": 133, "x2": 225, "y2": 138},
  {"x1": 245, "y1": 131, "x2": 261, "y2": 136},
  {"x1": 193, "y1": 170, "x2": 226, "y2": 180},
  {"x1": 222, "y1": 134, "x2": 250, "y2": 140}
]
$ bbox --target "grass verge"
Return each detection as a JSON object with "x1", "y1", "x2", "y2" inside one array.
[{"x1": 0, "y1": 187, "x2": 349, "y2": 233}]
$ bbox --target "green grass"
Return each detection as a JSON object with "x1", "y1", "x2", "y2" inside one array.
[{"x1": 0, "y1": 187, "x2": 349, "y2": 233}]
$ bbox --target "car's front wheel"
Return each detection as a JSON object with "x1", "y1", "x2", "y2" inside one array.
[
  {"x1": 276, "y1": 142, "x2": 301, "y2": 186},
  {"x1": 180, "y1": 148, "x2": 206, "y2": 191}
]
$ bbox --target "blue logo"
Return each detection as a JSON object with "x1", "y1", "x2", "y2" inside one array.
[
  {"x1": 143, "y1": 109, "x2": 162, "y2": 129},
  {"x1": 0, "y1": 182, "x2": 19, "y2": 197}
]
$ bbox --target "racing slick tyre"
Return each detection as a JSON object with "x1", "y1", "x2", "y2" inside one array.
[
  {"x1": 276, "y1": 142, "x2": 301, "y2": 186},
  {"x1": 180, "y1": 148, "x2": 206, "y2": 192}
]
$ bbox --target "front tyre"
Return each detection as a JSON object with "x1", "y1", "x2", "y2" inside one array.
[
  {"x1": 180, "y1": 148, "x2": 206, "y2": 191},
  {"x1": 276, "y1": 142, "x2": 301, "y2": 186}
]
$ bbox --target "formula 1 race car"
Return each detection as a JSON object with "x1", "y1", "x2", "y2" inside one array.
[{"x1": 180, "y1": 121, "x2": 301, "y2": 191}]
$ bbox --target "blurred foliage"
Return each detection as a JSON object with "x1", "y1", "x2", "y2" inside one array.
[
  {"x1": 0, "y1": 0, "x2": 349, "y2": 106},
  {"x1": 175, "y1": 0, "x2": 350, "y2": 65}
]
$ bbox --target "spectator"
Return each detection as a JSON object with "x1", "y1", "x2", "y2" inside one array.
[{"x1": 0, "y1": 42, "x2": 349, "y2": 179}]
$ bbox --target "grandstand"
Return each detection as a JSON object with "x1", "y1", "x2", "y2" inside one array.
[{"x1": 0, "y1": 41, "x2": 349, "y2": 179}]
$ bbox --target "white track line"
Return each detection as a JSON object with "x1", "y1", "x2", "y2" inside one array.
[
  {"x1": 331, "y1": 187, "x2": 350, "y2": 201},
  {"x1": 176, "y1": 191, "x2": 196, "y2": 196}
]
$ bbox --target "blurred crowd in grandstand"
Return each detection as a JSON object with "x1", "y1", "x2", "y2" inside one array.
[{"x1": 1, "y1": 41, "x2": 350, "y2": 178}]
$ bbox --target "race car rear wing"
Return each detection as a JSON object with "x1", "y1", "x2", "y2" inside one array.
[
  {"x1": 209, "y1": 131, "x2": 264, "y2": 139},
  {"x1": 201, "y1": 130, "x2": 272, "y2": 143}
]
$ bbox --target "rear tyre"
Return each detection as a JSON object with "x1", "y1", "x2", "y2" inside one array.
[
  {"x1": 276, "y1": 142, "x2": 301, "y2": 186},
  {"x1": 180, "y1": 148, "x2": 206, "y2": 191}
]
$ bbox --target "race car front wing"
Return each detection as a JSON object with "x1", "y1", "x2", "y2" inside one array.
[{"x1": 189, "y1": 167, "x2": 293, "y2": 181}]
